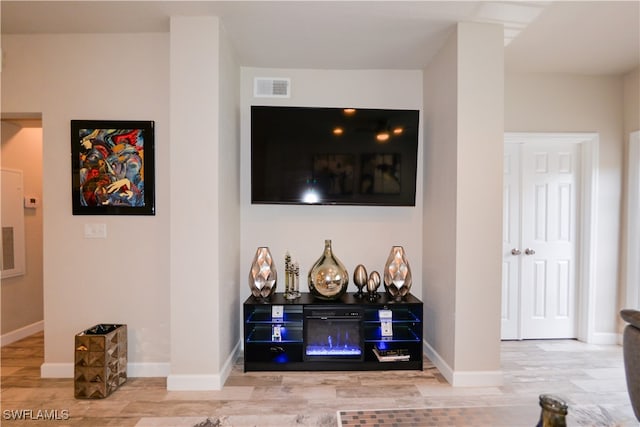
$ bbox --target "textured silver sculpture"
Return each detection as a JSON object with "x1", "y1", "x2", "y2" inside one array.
[
  {"x1": 383, "y1": 246, "x2": 412, "y2": 300},
  {"x1": 248, "y1": 247, "x2": 277, "y2": 299}
]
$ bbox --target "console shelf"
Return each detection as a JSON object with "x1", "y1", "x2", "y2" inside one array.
[{"x1": 243, "y1": 292, "x2": 423, "y2": 372}]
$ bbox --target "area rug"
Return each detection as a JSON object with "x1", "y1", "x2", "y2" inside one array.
[
  {"x1": 337, "y1": 405, "x2": 624, "y2": 427},
  {"x1": 134, "y1": 404, "x2": 624, "y2": 427},
  {"x1": 337, "y1": 406, "x2": 537, "y2": 427}
]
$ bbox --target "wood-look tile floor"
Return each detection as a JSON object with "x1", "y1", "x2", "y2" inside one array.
[{"x1": 1, "y1": 332, "x2": 637, "y2": 426}]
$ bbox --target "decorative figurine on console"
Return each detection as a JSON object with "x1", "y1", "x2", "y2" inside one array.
[
  {"x1": 353, "y1": 264, "x2": 368, "y2": 299},
  {"x1": 284, "y1": 251, "x2": 293, "y2": 300},
  {"x1": 293, "y1": 262, "x2": 301, "y2": 298},
  {"x1": 367, "y1": 270, "x2": 381, "y2": 301},
  {"x1": 284, "y1": 251, "x2": 301, "y2": 300}
]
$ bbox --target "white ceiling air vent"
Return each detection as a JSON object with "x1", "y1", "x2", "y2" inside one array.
[{"x1": 254, "y1": 77, "x2": 291, "y2": 98}]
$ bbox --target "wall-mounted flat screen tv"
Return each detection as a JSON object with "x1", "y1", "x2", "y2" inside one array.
[{"x1": 251, "y1": 106, "x2": 419, "y2": 206}]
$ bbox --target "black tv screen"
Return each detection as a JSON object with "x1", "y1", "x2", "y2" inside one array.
[{"x1": 251, "y1": 106, "x2": 419, "y2": 206}]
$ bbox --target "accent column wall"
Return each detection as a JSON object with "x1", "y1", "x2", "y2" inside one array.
[
  {"x1": 168, "y1": 16, "x2": 223, "y2": 390},
  {"x1": 454, "y1": 22, "x2": 503, "y2": 383},
  {"x1": 422, "y1": 22, "x2": 504, "y2": 386}
]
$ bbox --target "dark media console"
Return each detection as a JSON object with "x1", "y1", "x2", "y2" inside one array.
[{"x1": 243, "y1": 292, "x2": 423, "y2": 371}]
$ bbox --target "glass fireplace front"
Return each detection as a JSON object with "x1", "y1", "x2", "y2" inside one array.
[{"x1": 303, "y1": 306, "x2": 364, "y2": 361}]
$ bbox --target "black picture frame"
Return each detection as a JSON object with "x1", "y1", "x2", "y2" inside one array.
[{"x1": 71, "y1": 120, "x2": 155, "y2": 215}]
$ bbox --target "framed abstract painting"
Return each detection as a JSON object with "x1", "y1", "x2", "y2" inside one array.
[{"x1": 71, "y1": 120, "x2": 155, "y2": 215}]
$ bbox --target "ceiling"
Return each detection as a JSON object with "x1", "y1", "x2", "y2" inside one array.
[{"x1": 1, "y1": 1, "x2": 639, "y2": 75}]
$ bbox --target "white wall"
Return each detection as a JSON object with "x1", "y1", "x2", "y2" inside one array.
[
  {"x1": 454, "y1": 23, "x2": 503, "y2": 375},
  {"x1": 2, "y1": 33, "x2": 171, "y2": 375},
  {"x1": 239, "y1": 68, "x2": 424, "y2": 304},
  {"x1": 505, "y1": 72, "x2": 625, "y2": 339},
  {"x1": 422, "y1": 22, "x2": 503, "y2": 386},
  {"x1": 168, "y1": 17, "x2": 222, "y2": 388},
  {"x1": 168, "y1": 17, "x2": 241, "y2": 390},
  {"x1": 216, "y1": 21, "x2": 242, "y2": 382},
  {"x1": 422, "y1": 27, "x2": 458, "y2": 371},
  {"x1": 0, "y1": 122, "x2": 43, "y2": 339}
]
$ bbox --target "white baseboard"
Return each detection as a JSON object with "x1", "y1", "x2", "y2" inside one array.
[
  {"x1": 452, "y1": 369, "x2": 504, "y2": 387},
  {"x1": 41, "y1": 339, "x2": 242, "y2": 387},
  {"x1": 42, "y1": 362, "x2": 170, "y2": 378},
  {"x1": 1, "y1": 320, "x2": 44, "y2": 347},
  {"x1": 220, "y1": 339, "x2": 241, "y2": 385},
  {"x1": 423, "y1": 339, "x2": 503, "y2": 387},
  {"x1": 588, "y1": 332, "x2": 619, "y2": 345},
  {"x1": 423, "y1": 339, "x2": 454, "y2": 384}
]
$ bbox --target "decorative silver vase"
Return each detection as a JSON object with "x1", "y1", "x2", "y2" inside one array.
[
  {"x1": 248, "y1": 247, "x2": 277, "y2": 299},
  {"x1": 383, "y1": 246, "x2": 412, "y2": 300},
  {"x1": 308, "y1": 239, "x2": 349, "y2": 300}
]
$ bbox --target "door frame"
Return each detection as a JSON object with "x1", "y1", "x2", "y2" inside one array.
[
  {"x1": 627, "y1": 131, "x2": 640, "y2": 309},
  {"x1": 504, "y1": 132, "x2": 599, "y2": 343}
]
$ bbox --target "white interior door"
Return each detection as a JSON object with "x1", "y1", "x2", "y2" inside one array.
[
  {"x1": 501, "y1": 144, "x2": 521, "y2": 339},
  {"x1": 502, "y1": 140, "x2": 580, "y2": 339}
]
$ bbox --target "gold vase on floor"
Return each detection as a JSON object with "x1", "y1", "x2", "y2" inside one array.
[
  {"x1": 383, "y1": 246, "x2": 412, "y2": 300},
  {"x1": 248, "y1": 247, "x2": 277, "y2": 299},
  {"x1": 308, "y1": 239, "x2": 349, "y2": 300},
  {"x1": 536, "y1": 394, "x2": 568, "y2": 427}
]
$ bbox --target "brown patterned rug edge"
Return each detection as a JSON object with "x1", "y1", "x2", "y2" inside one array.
[
  {"x1": 337, "y1": 404, "x2": 623, "y2": 427},
  {"x1": 338, "y1": 406, "x2": 540, "y2": 427}
]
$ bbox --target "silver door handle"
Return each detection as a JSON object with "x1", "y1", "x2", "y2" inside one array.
[
  {"x1": 511, "y1": 248, "x2": 521, "y2": 255},
  {"x1": 524, "y1": 248, "x2": 536, "y2": 255}
]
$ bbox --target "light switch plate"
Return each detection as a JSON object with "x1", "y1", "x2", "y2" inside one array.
[
  {"x1": 24, "y1": 196, "x2": 39, "y2": 208},
  {"x1": 84, "y1": 223, "x2": 107, "y2": 239}
]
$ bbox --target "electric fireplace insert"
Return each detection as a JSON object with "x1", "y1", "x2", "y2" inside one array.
[{"x1": 303, "y1": 306, "x2": 364, "y2": 362}]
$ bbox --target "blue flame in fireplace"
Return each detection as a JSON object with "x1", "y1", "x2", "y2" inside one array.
[
  {"x1": 304, "y1": 317, "x2": 363, "y2": 358},
  {"x1": 305, "y1": 346, "x2": 362, "y2": 356},
  {"x1": 305, "y1": 331, "x2": 362, "y2": 356}
]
